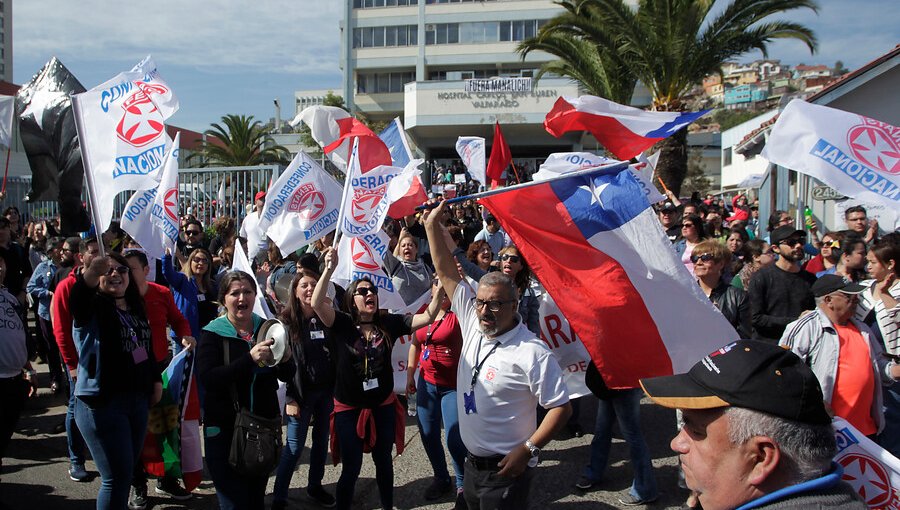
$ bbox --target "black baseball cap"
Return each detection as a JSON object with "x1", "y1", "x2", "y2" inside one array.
[
  {"x1": 640, "y1": 340, "x2": 831, "y2": 425},
  {"x1": 770, "y1": 224, "x2": 806, "y2": 246},
  {"x1": 659, "y1": 201, "x2": 677, "y2": 212},
  {"x1": 811, "y1": 274, "x2": 866, "y2": 298}
]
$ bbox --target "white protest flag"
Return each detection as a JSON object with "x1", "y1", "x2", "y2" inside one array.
[
  {"x1": 216, "y1": 180, "x2": 226, "y2": 215},
  {"x1": 455, "y1": 136, "x2": 486, "y2": 185},
  {"x1": 0, "y1": 95, "x2": 15, "y2": 148},
  {"x1": 333, "y1": 229, "x2": 404, "y2": 311},
  {"x1": 292, "y1": 105, "x2": 352, "y2": 172},
  {"x1": 338, "y1": 140, "x2": 406, "y2": 238},
  {"x1": 72, "y1": 56, "x2": 179, "y2": 232},
  {"x1": 762, "y1": 100, "x2": 900, "y2": 210},
  {"x1": 832, "y1": 417, "x2": 900, "y2": 506},
  {"x1": 120, "y1": 133, "x2": 181, "y2": 258},
  {"x1": 258, "y1": 151, "x2": 342, "y2": 257},
  {"x1": 231, "y1": 241, "x2": 274, "y2": 319},
  {"x1": 533, "y1": 151, "x2": 664, "y2": 203}
]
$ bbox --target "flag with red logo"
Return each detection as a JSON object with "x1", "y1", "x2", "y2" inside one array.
[
  {"x1": 256, "y1": 151, "x2": 342, "y2": 257},
  {"x1": 544, "y1": 95, "x2": 709, "y2": 160},
  {"x1": 832, "y1": 417, "x2": 900, "y2": 508},
  {"x1": 72, "y1": 56, "x2": 178, "y2": 232},
  {"x1": 141, "y1": 349, "x2": 203, "y2": 492},
  {"x1": 486, "y1": 122, "x2": 511, "y2": 185},
  {"x1": 762, "y1": 100, "x2": 900, "y2": 211},
  {"x1": 120, "y1": 133, "x2": 180, "y2": 258},
  {"x1": 480, "y1": 164, "x2": 738, "y2": 388},
  {"x1": 333, "y1": 229, "x2": 405, "y2": 311}
]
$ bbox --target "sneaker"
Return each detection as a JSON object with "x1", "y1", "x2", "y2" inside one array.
[
  {"x1": 306, "y1": 484, "x2": 336, "y2": 508},
  {"x1": 424, "y1": 477, "x2": 453, "y2": 501},
  {"x1": 454, "y1": 490, "x2": 468, "y2": 510},
  {"x1": 156, "y1": 477, "x2": 192, "y2": 500},
  {"x1": 575, "y1": 475, "x2": 598, "y2": 490},
  {"x1": 618, "y1": 493, "x2": 658, "y2": 506},
  {"x1": 128, "y1": 484, "x2": 148, "y2": 510},
  {"x1": 68, "y1": 463, "x2": 89, "y2": 482}
]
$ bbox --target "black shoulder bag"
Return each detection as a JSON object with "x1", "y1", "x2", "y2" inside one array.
[{"x1": 223, "y1": 339, "x2": 283, "y2": 476}]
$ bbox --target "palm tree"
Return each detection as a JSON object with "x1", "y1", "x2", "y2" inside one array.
[
  {"x1": 193, "y1": 114, "x2": 290, "y2": 167},
  {"x1": 518, "y1": 0, "x2": 818, "y2": 195}
]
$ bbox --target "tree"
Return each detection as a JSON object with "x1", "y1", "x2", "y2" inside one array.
[
  {"x1": 518, "y1": 0, "x2": 818, "y2": 196},
  {"x1": 833, "y1": 60, "x2": 849, "y2": 76},
  {"x1": 680, "y1": 149, "x2": 713, "y2": 195},
  {"x1": 192, "y1": 114, "x2": 290, "y2": 167}
]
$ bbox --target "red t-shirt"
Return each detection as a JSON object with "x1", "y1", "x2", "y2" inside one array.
[
  {"x1": 832, "y1": 323, "x2": 877, "y2": 436},
  {"x1": 414, "y1": 312, "x2": 463, "y2": 388},
  {"x1": 144, "y1": 283, "x2": 192, "y2": 363}
]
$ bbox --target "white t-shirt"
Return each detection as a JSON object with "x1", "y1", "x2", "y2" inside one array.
[{"x1": 452, "y1": 283, "x2": 569, "y2": 458}]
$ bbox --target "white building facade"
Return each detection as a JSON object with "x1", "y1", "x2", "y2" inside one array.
[{"x1": 341, "y1": 0, "x2": 584, "y2": 162}]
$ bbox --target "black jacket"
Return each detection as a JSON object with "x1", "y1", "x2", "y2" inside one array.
[{"x1": 709, "y1": 281, "x2": 752, "y2": 339}]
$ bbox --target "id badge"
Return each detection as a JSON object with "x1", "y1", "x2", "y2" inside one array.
[
  {"x1": 310, "y1": 330, "x2": 325, "y2": 340},
  {"x1": 422, "y1": 348, "x2": 431, "y2": 361},
  {"x1": 197, "y1": 294, "x2": 206, "y2": 302},
  {"x1": 132, "y1": 346, "x2": 149, "y2": 364},
  {"x1": 362, "y1": 378, "x2": 379, "y2": 391},
  {"x1": 463, "y1": 391, "x2": 477, "y2": 415}
]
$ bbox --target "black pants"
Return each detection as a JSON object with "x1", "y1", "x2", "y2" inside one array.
[
  {"x1": 463, "y1": 457, "x2": 533, "y2": 510},
  {"x1": 0, "y1": 376, "x2": 29, "y2": 469}
]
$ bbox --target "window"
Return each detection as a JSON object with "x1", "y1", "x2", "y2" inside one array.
[
  {"x1": 723, "y1": 148, "x2": 733, "y2": 167},
  {"x1": 357, "y1": 71, "x2": 415, "y2": 93},
  {"x1": 352, "y1": 25, "x2": 417, "y2": 48}
]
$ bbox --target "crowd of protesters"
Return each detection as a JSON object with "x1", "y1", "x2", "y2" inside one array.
[{"x1": 1, "y1": 178, "x2": 898, "y2": 510}]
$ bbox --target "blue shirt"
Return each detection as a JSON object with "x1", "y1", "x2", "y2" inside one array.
[{"x1": 736, "y1": 463, "x2": 845, "y2": 510}]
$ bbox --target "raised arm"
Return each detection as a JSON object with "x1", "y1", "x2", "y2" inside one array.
[
  {"x1": 311, "y1": 247, "x2": 337, "y2": 327},
  {"x1": 409, "y1": 284, "x2": 445, "y2": 332},
  {"x1": 424, "y1": 199, "x2": 460, "y2": 301}
]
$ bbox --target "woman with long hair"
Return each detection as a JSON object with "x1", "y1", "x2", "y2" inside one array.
[
  {"x1": 162, "y1": 247, "x2": 218, "y2": 352},
  {"x1": 454, "y1": 240, "x2": 493, "y2": 282},
  {"x1": 196, "y1": 271, "x2": 293, "y2": 510},
  {"x1": 732, "y1": 239, "x2": 775, "y2": 290},
  {"x1": 498, "y1": 245, "x2": 540, "y2": 335},
  {"x1": 692, "y1": 240, "x2": 751, "y2": 338},
  {"x1": 406, "y1": 276, "x2": 467, "y2": 506},
  {"x1": 271, "y1": 268, "x2": 336, "y2": 509},
  {"x1": 70, "y1": 252, "x2": 162, "y2": 509},
  {"x1": 806, "y1": 231, "x2": 843, "y2": 275},
  {"x1": 674, "y1": 214, "x2": 708, "y2": 276},
  {"x1": 312, "y1": 247, "x2": 443, "y2": 510}
]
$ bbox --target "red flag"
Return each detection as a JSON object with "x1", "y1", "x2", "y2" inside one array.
[
  {"x1": 323, "y1": 118, "x2": 392, "y2": 173},
  {"x1": 387, "y1": 175, "x2": 428, "y2": 219},
  {"x1": 486, "y1": 122, "x2": 511, "y2": 184}
]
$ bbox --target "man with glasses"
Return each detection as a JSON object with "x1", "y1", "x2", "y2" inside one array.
[
  {"x1": 424, "y1": 199, "x2": 571, "y2": 510},
  {"x1": 747, "y1": 225, "x2": 816, "y2": 344},
  {"x1": 780, "y1": 275, "x2": 900, "y2": 436},
  {"x1": 177, "y1": 219, "x2": 206, "y2": 262},
  {"x1": 844, "y1": 205, "x2": 878, "y2": 245}
]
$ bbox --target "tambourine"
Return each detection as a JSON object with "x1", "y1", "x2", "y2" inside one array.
[{"x1": 256, "y1": 319, "x2": 289, "y2": 366}]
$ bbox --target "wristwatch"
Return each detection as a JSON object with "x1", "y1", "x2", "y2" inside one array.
[{"x1": 524, "y1": 439, "x2": 540, "y2": 458}]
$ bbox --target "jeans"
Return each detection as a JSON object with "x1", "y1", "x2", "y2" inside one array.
[
  {"x1": 204, "y1": 425, "x2": 268, "y2": 510},
  {"x1": 416, "y1": 375, "x2": 466, "y2": 489},
  {"x1": 65, "y1": 370, "x2": 87, "y2": 466},
  {"x1": 333, "y1": 404, "x2": 395, "y2": 510},
  {"x1": 582, "y1": 389, "x2": 657, "y2": 501},
  {"x1": 272, "y1": 388, "x2": 334, "y2": 503},
  {"x1": 878, "y1": 381, "x2": 900, "y2": 458},
  {"x1": 74, "y1": 393, "x2": 149, "y2": 510}
]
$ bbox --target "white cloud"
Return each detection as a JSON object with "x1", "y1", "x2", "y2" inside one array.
[{"x1": 15, "y1": 0, "x2": 343, "y2": 75}]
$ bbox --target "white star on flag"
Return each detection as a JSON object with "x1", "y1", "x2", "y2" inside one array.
[{"x1": 579, "y1": 181, "x2": 611, "y2": 208}]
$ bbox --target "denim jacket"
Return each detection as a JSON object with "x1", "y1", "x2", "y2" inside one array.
[
  {"x1": 26, "y1": 259, "x2": 56, "y2": 320},
  {"x1": 779, "y1": 308, "x2": 896, "y2": 433}
]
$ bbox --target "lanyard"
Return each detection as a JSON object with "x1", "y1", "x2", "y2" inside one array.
[
  {"x1": 470, "y1": 339, "x2": 501, "y2": 391},
  {"x1": 422, "y1": 315, "x2": 446, "y2": 349}
]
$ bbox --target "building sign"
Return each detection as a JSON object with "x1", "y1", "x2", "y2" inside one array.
[
  {"x1": 812, "y1": 185, "x2": 846, "y2": 201},
  {"x1": 436, "y1": 89, "x2": 559, "y2": 110},
  {"x1": 464, "y1": 77, "x2": 532, "y2": 93}
]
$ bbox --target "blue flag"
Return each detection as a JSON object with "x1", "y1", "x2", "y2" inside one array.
[{"x1": 378, "y1": 117, "x2": 412, "y2": 167}]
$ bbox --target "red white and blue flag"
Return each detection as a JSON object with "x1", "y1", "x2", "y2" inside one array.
[
  {"x1": 481, "y1": 166, "x2": 738, "y2": 388},
  {"x1": 544, "y1": 95, "x2": 709, "y2": 160}
]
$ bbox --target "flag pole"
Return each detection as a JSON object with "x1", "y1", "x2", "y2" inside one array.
[
  {"x1": 0, "y1": 147, "x2": 9, "y2": 195},
  {"x1": 416, "y1": 160, "x2": 631, "y2": 210},
  {"x1": 71, "y1": 95, "x2": 107, "y2": 257},
  {"x1": 332, "y1": 137, "x2": 360, "y2": 249}
]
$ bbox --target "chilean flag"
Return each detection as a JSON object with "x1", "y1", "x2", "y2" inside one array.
[
  {"x1": 481, "y1": 166, "x2": 738, "y2": 388},
  {"x1": 323, "y1": 117, "x2": 392, "y2": 173},
  {"x1": 544, "y1": 95, "x2": 710, "y2": 160}
]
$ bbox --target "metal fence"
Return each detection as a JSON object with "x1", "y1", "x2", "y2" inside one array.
[{"x1": 2, "y1": 165, "x2": 282, "y2": 233}]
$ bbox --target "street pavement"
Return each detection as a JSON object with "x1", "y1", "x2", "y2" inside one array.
[{"x1": 2, "y1": 363, "x2": 691, "y2": 509}]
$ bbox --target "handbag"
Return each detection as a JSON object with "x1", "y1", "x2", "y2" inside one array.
[{"x1": 223, "y1": 339, "x2": 282, "y2": 476}]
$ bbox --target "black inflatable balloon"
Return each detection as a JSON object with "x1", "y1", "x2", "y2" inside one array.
[{"x1": 15, "y1": 57, "x2": 90, "y2": 234}]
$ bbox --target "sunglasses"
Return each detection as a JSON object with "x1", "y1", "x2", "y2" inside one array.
[
  {"x1": 500, "y1": 254, "x2": 520, "y2": 263},
  {"x1": 474, "y1": 299, "x2": 515, "y2": 312},
  {"x1": 185, "y1": 230, "x2": 202, "y2": 236},
  {"x1": 690, "y1": 253, "x2": 715, "y2": 264},
  {"x1": 105, "y1": 265, "x2": 129, "y2": 276},
  {"x1": 355, "y1": 287, "x2": 378, "y2": 296},
  {"x1": 192, "y1": 258, "x2": 210, "y2": 264},
  {"x1": 780, "y1": 238, "x2": 805, "y2": 247},
  {"x1": 682, "y1": 223, "x2": 695, "y2": 228},
  {"x1": 823, "y1": 240, "x2": 840, "y2": 249}
]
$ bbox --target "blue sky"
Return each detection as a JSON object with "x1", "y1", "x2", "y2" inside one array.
[{"x1": 13, "y1": 0, "x2": 900, "y2": 133}]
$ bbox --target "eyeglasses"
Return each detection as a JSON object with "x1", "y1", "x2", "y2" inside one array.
[
  {"x1": 105, "y1": 265, "x2": 129, "y2": 276},
  {"x1": 780, "y1": 238, "x2": 805, "y2": 247},
  {"x1": 185, "y1": 230, "x2": 202, "y2": 236},
  {"x1": 192, "y1": 258, "x2": 210, "y2": 264},
  {"x1": 474, "y1": 299, "x2": 514, "y2": 312},
  {"x1": 690, "y1": 253, "x2": 715, "y2": 264},
  {"x1": 682, "y1": 223, "x2": 695, "y2": 228},
  {"x1": 500, "y1": 254, "x2": 520, "y2": 263},
  {"x1": 355, "y1": 287, "x2": 378, "y2": 296}
]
